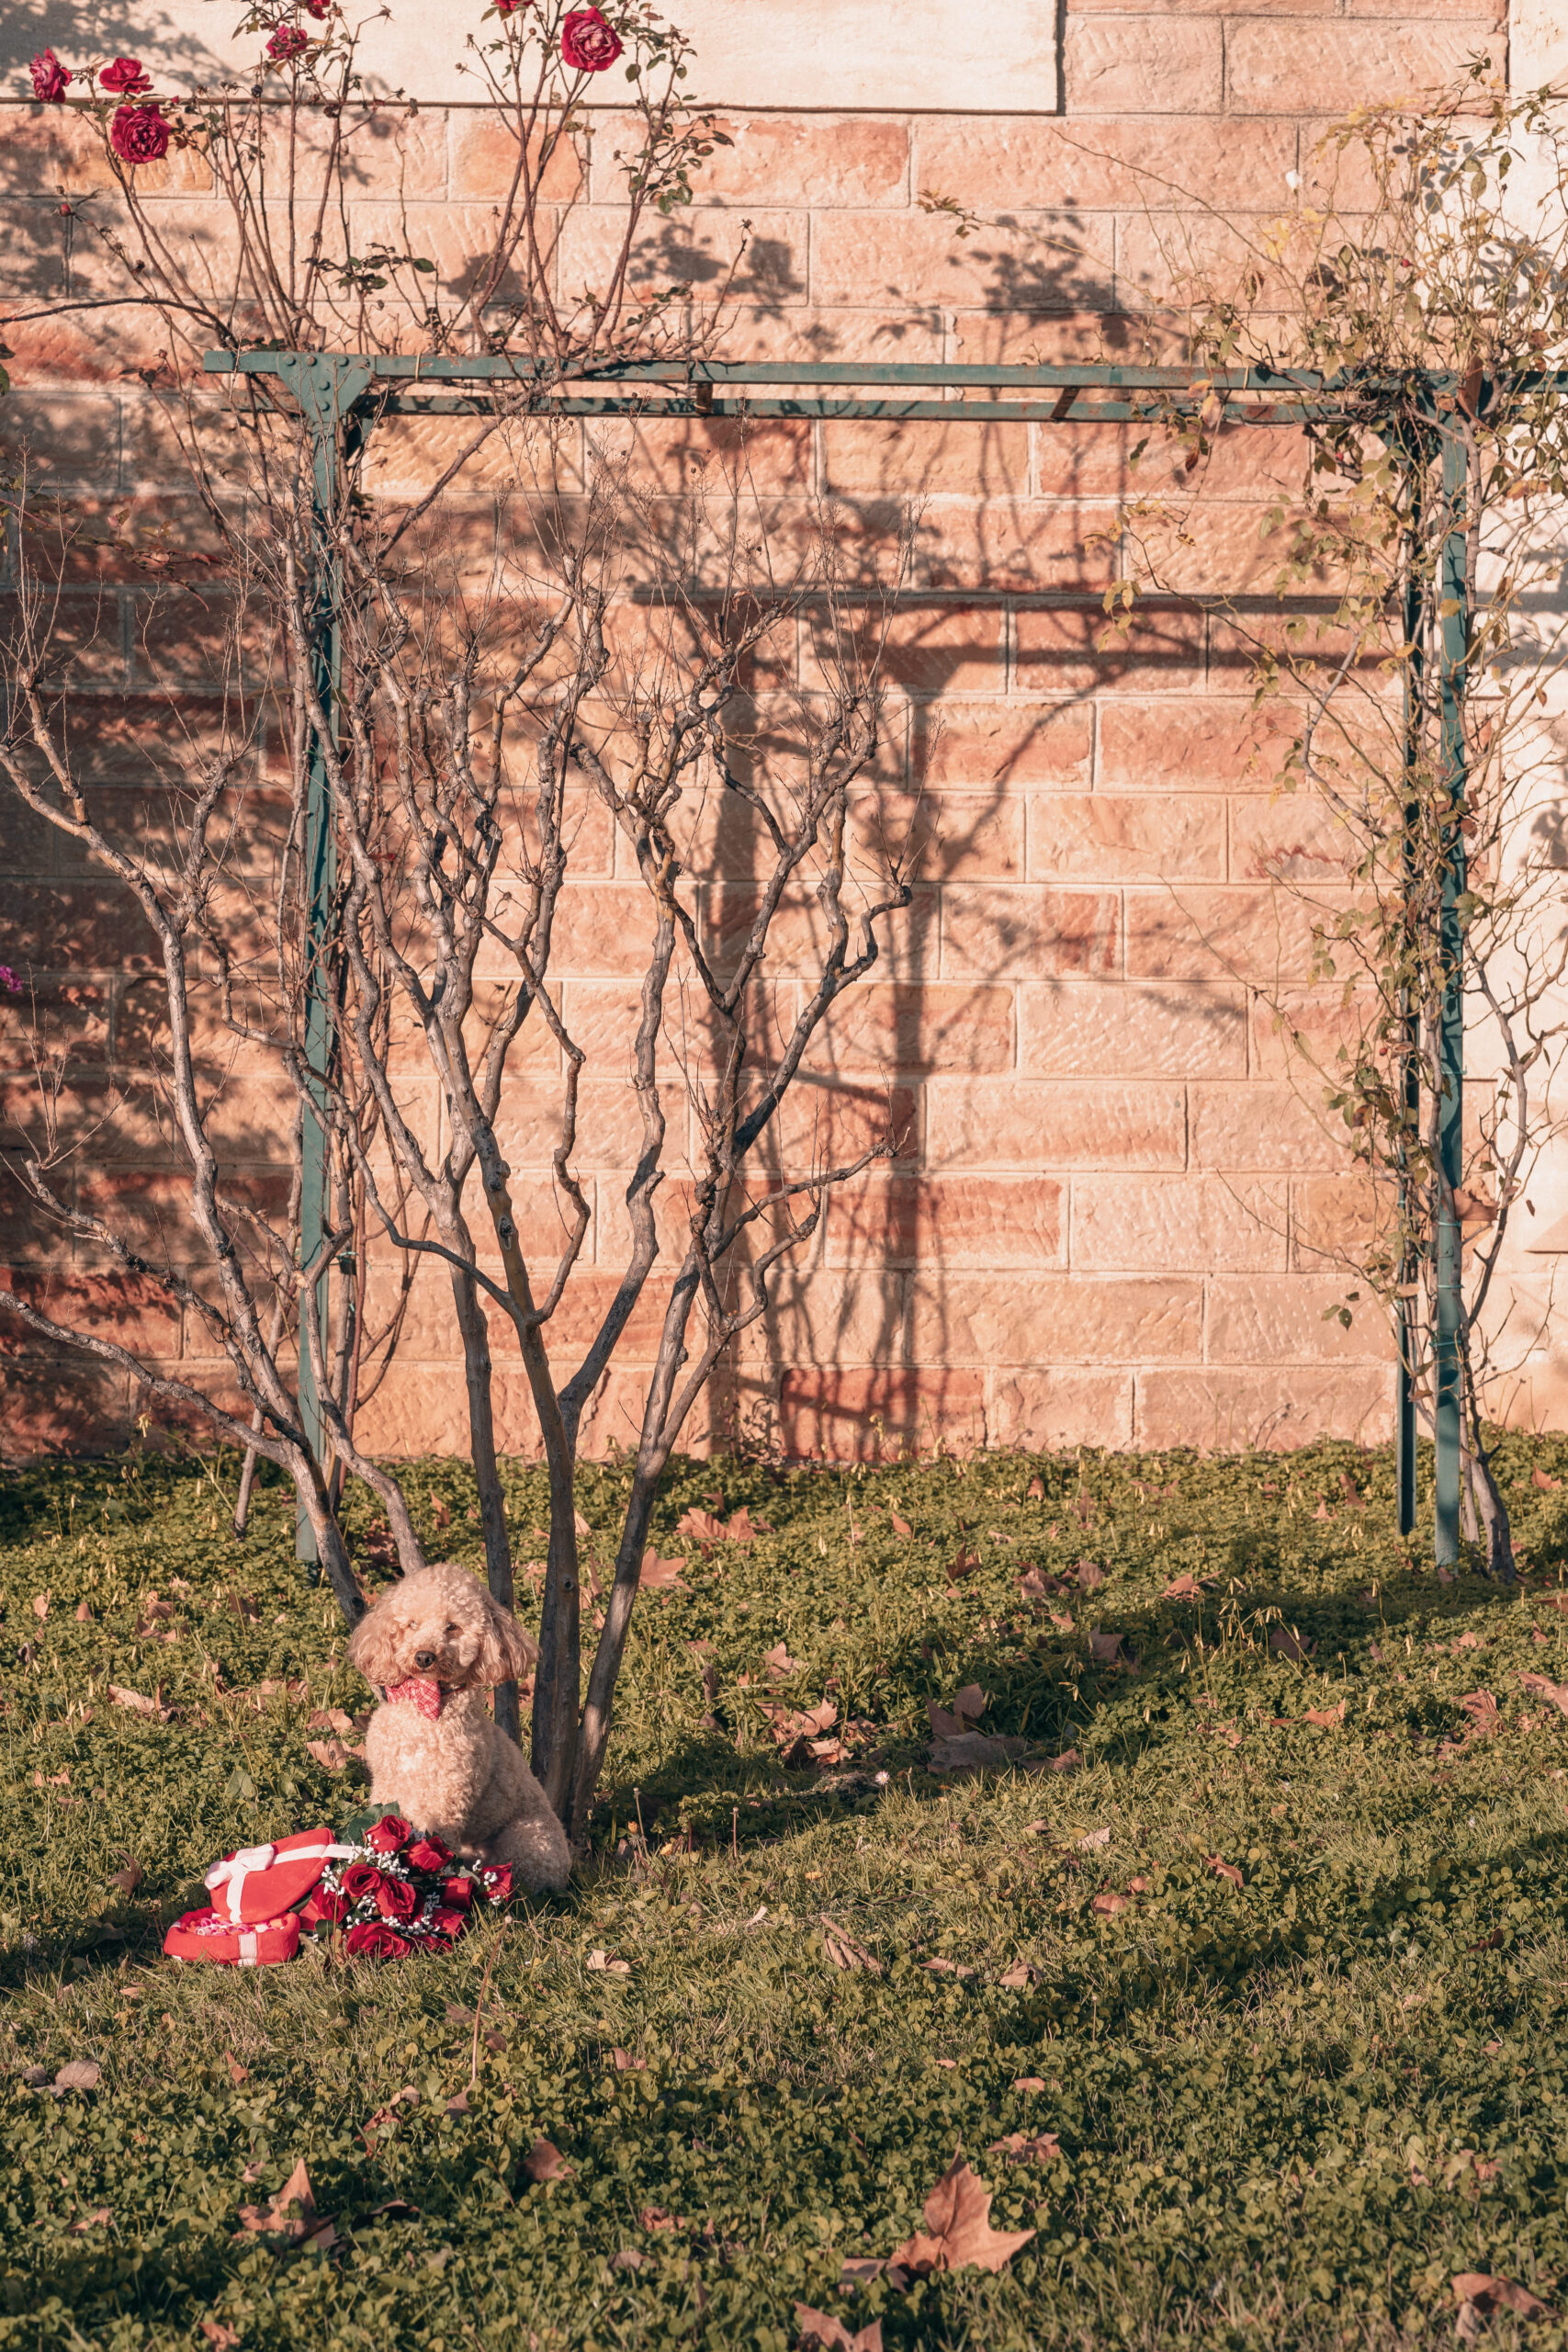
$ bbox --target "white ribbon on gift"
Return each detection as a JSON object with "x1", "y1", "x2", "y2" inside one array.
[{"x1": 205, "y1": 1839, "x2": 356, "y2": 1924}]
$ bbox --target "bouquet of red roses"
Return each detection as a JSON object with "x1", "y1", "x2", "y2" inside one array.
[{"x1": 300, "y1": 1808, "x2": 512, "y2": 1960}]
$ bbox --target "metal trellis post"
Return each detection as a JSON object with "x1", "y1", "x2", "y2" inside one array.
[{"x1": 1433, "y1": 422, "x2": 1470, "y2": 1563}]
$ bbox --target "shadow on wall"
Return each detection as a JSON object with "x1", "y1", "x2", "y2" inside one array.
[{"x1": 0, "y1": 6, "x2": 225, "y2": 81}]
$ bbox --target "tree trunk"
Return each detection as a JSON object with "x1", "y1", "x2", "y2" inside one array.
[
  {"x1": 1469, "y1": 1444, "x2": 1516, "y2": 1583},
  {"x1": 294, "y1": 1458, "x2": 365, "y2": 1624},
  {"x1": 450, "y1": 1262, "x2": 521, "y2": 1745}
]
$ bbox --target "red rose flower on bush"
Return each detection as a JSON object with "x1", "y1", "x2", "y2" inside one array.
[
  {"x1": 373, "y1": 1872, "x2": 419, "y2": 1923},
  {"x1": 560, "y1": 9, "x2": 622, "y2": 72},
  {"x1": 442, "y1": 1875, "x2": 474, "y2": 1911},
  {"x1": 341, "y1": 1860, "x2": 382, "y2": 1903},
  {"x1": 29, "y1": 51, "x2": 70, "y2": 103},
  {"x1": 367, "y1": 1814, "x2": 411, "y2": 1854},
  {"x1": 100, "y1": 57, "x2": 152, "y2": 94},
  {"x1": 406, "y1": 1835, "x2": 452, "y2": 1871},
  {"x1": 346, "y1": 1920, "x2": 411, "y2": 1959},
  {"x1": 266, "y1": 27, "x2": 310, "y2": 63},
  {"x1": 110, "y1": 105, "x2": 170, "y2": 165}
]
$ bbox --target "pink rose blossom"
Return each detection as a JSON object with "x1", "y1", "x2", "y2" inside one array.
[
  {"x1": 560, "y1": 9, "x2": 622, "y2": 72},
  {"x1": 265, "y1": 26, "x2": 310, "y2": 63},
  {"x1": 29, "y1": 51, "x2": 70, "y2": 104},
  {"x1": 0, "y1": 969, "x2": 20, "y2": 995},
  {"x1": 100, "y1": 58, "x2": 152, "y2": 95},
  {"x1": 109, "y1": 105, "x2": 170, "y2": 166}
]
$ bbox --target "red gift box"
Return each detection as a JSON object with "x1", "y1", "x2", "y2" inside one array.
[
  {"x1": 202, "y1": 1826, "x2": 354, "y2": 1925},
  {"x1": 164, "y1": 1906, "x2": 302, "y2": 1966}
]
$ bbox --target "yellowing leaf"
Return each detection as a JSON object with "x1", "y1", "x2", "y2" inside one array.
[
  {"x1": 887, "y1": 2154, "x2": 1035, "y2": 2276},
  {"x1": 638, "y1": 1551, "x2": 689, "y2": 1592}
]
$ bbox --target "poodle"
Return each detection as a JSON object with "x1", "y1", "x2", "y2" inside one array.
[{"x1": 346, "y1": 1561, "x2": 571, "y2": 1894}]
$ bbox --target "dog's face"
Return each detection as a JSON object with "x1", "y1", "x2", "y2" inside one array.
[{"x1": 346, "y1": 1564, "x2": 536, "y2": 1703}]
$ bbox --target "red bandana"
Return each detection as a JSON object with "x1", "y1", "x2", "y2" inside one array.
[{"x1": 385, "y1": 1676, "x2": 446, "y2": 1719}]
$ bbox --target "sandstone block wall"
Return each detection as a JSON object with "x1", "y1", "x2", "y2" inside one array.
[{"x1": 0, "y1": 0, "x2": 1525, "y2": 1460}]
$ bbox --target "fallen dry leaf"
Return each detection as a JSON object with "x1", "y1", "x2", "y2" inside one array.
[
  {"x1": 107, "y1": 1684, "x2": 171, "y2": 1722},
  {"x1": 1078, "y1": 1826, "x2": 1111, "y2": 1849},
  {"x1": 1087, "y1": 1628, "x2": 1130, "y2": 1666},
  {"x1": 1092, "y1": 1890, "x2": 1128, "y2": 1917},
  {"x1": 997, "y1": 1960, "x2": 1037, "y2": 1989},
  {"x1": 523, "y1": 2138, "x2": 573, "y2": 2184},
  {"x1": 307, "y1": 1739, "x2": 352, "y2": 1771},
  {"x1": 1269, "y1": 1627, "x2": 1314, "y2": 1663},
  {"x1": 987, "y1": 2130, "x2": 1062, "y2": 2165},
  {"x1": 1162, "y1": 1573, "x2": 1206, "y2": 1601},
  {"x1": 225, "y1": 2053, "x2": 249, "y2": 2087},
  {"x1": 236, "y1": 2157, "x2": 333, "y2": 2249},
  {"x1": 611, "y1": 2048, "x2": 647, "y2": 2072},
  {"x1": 927, "y1": 1685, "x2": 986, "y2": 1740},
  {"x1": 66, "y1": 2207, "x2": 111, "y2": 2233},
  {"x1": 1460, "y1": 1690, "x2": 1500, "y2": 1736},
  {"x1": 53, "y1": 2060, "x2": 102, "y2": 2095},
  {"x1": 1046, "y1": 1748, "x2": 1080, "y2": 1773},
  {"x1": 199, "y1": 2323, "x2": 242, "y2": 2351},
  {"x1": 889, "y1": 1512, "x2": 913, "y2": 1539},
  {"x1": 1012, "y1": 2075, "x2": 1047, "y2": 2093},
  {"x1": 928, "y1": 1731, "x2": 1026, "y2": 1776},
  {"x1": 887, "y1": 2154, "x2": 1035, "y2": 2277},
  {"x1": 1303, "y1": 1702, "x2": 1347, "y2": 1729},
  {"x1": 821, "y1": 1917, "x2": 883, "y2": 1975},
  {"x1": 30, "y1": 1593, "x2": 49, "y2": 1622},
  {"x1": 587, "y1": 1949, "x2": 631, "y2": 1976},
  {"x1": 1050, "y1": 1610, "x2": 1075, "y2": 1633},
  {"x1": 1077, "y1": 1560, "x2": 1106, "y2": 1591},
  {"x1": 74, "y1": 1600, "x2": 95, "y2": 1623},
  {"x1": 794, "y1": 2307, "x2": 883, "y2": 2352},
  {"x1": 1520, "y1": 1671, "x2": 1568, "y2": 1717},
  {"x1": 444, "y1": 2091, "x2": 470, "y2": 2116},
  {"x1": 945, "y1": 1546, "x2": 980, "y2": 1583},
  {"x1": 638, "y1": 1550, "x2": 689, "y2": 1593},
  {"x1": 1453, "y1": 2274, "x2": 1554, "y2": 2322},
  {"x1": 1027, "y1": 1476, "x2": 1046, "y2": 1500},
  {"x1": 1206, "y1": 1854, "x2": 1244, "y2": 1889},
  {"x1": 1128, "y1": 1876, "x2": 1150, "y2": 1894},
  {"x1": 764, "y1": 1641, "x2": 800, "y2": 1679},
  {"x1": 639, "y1": 2206, "x2": 684, "y2": 2233},
  {"x1": 921, "y1": 1955, "x2": 976, "y2": 1979},
  {"x1": 1019, "y1": 1566, "x2": 1050, "y2": 1602},
  {"x1": 1532, "y1": 1466, "x2": 1562, "y2": 1492},
  {"x1": 307, "y1": 1706, "x2": 355, "y2": 1736},
  {"x1": 107, "y1": 1859, "x2": 143, "y2": 1898}
]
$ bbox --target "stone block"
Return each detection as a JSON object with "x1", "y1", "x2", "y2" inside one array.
[
  {"x1": 1019, "y1": 980, "x2": 1245, "y2": 1077},
  {"x1": 915, "y1": 117, "x2": 1297, "y2": 211},
  {"x1": 812, "y1": 209, "x2": 1114, "y2": 313},
  {"x1": 1135, "y1": 1366, "x2": 1393, "y2": 1450},
  {"x1": 927, "y1": 1077, "x2": 1186, "y2": 1170},
  {"x1": 811, "y1": 983, "x2": 1014, "y2": 1075},
  {"x1": 1027, "y1": 794, "x2": 1225, "y2": 883},
  {"x1": 852, "y1": 792, "x2": 1024, "y2": 883},
  {"x1": 1073, "y1": 1175, "x2": 1288, "y2": 1273},
  {"x1": 823, "y1": 1173, "x2": 1065, "y2": 1269},
  {"x1": 1013, "y1": 605, "x2": 1204, "y2": 694},
  {"x1": 1098, "y1": 698, "x2": 1310, "y2": 793},
  {"x1": 822, "y1": 417, "x2": 1029, "y2": 498},
  {"x1": 988, "y1": 1369, "x2": 1134, "y2": 1451},
  {"x1": 1291, "y1": 1173, "x2": 1392, "y2": 1271},
  {"x1": 939, "y1": 884, "x2": 1120, "y2": 981},
  {"x1": 1206, "y1": 1272, "x2": 1391, "y2": 1364},
  {"x1": 682, "y1": 116, "x2": 909, "y2": 207},
  {"x1": 912, "y1": 1271, "x2": 1201, "y2": 1362},
  {"x1": 557, "y1": 205, "x2": 808, "y2": 306},
  {"x1": 736, "y1": 1270, "x2": 909, "y2": 1370},
  {"x1": 449, "y1": 115, "x2": 581, "y2": 201},
  {"x1": 1065, "y1": 15, "x2": 1223, "y2": 112},
  {"x1": 1225, "y1": 20, "x2": 1501, "y2": 112},
  {"x1": 777, "y1": 1365, "x2": 987, "y2": 1459},
  {"x1": 914, "y1": 700, "x2": 1093, "y2": 790},
  {"x1": 1123, "y1": 885, "x2": 1328, "y2": 984},
  {"x1": 1190, "y1": 1081, "x2": 1350, "y2": 1171}
]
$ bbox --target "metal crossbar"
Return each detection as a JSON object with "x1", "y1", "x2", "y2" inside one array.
[{"x1": 205, "y1": 346, "x2": 1568, "y2": 1563}]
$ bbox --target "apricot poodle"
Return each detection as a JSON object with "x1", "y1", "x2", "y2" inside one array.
[{"x1": 346, "y1": 1562, "x2": 571, "y2": 1894}]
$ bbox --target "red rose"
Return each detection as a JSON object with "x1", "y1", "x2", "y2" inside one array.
[
  {"x1": 345, "y1": 1920, "x2": 411, "y2": 1960},
  {"x1": 302, "y1": 0, "x2": 332, "y2": 13},
  {"x1": 341, "y1": 1860, "x2": 381, "y2": 1904},
  {"x1": 406, "y1": 1835, "x2": 452, "y2": 1872},
  {"x1": 109, "y1": 104, "x2": 170, "y2": 164},
  {"x1": 374, "y1": 1872, "x2": 418, "y2": 1923},
  {"x1": 265, "y1": 26, "x2": 310, "y2": 62},
  {"x1": 29, "y1": 51, "x2": 70, "y2": 103},
  {"x1": 496, "y1": 0, "x2": 525, "y2": 13},
  {"x1": 367, "y1": 1814, "x2": 411, "y2": 1855},
  {"x1": 100, "y1": 57, "x2": 152, "y2": 94},
  {"x1": 442, "y1": 1876, "x2": 474, "y2": 1910},
  {"x1": 560, "y1": 9, "x2": 622, "y2": 71},
  {"x1": 429, "y1": 1906, "x2": 466, "y2": 1939},
  {"x1": 479, "y1": 1863, "x2": 513, "y2": 1905},
  {"x1": 301, "y1": 1886, "x2": 347, "y2": 1927}
]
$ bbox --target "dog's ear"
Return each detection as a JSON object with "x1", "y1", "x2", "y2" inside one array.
[
  {"x1": 347, "y1": 1592, "x2": 400, "y2": 1689},
  {"x1": 478, "y1": 1588, "x2": 537, "y2": 1688}
]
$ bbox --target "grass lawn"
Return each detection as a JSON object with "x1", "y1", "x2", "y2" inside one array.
[{"x1": 6, "y1": 1434, "x2": 1568, "y2": 2350}]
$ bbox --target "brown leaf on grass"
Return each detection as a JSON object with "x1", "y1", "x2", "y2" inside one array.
[
  {"x1": 307, "y1": 1739, "x2": 351, "y2": 1771},
  {"x1": 1012, "y1": 2075, "x2": 1047, "y2": 2092},
  {"x1": 236, "y1": 2157, "x2": 333, "y2": 2248},
  {"x1": 1452, "y1": 1630, "x2": 1483, "y2": 1652},
  {"x1": 1206, "y1": 1855, "x2": 1244, "y2": 1889},
  {"x1": 1460, "y1": 1690, "x2": 1500, "y2": 1736},
  {"x1": 1162, "y1": 1573, "x2": 1206, "y2": 1601},
  {"x1": 1050, "y1": 1610, "x2": 1075, "y2": 1633},
  {"x1": 1092, "y1": 1890, "x2": 1128, "y2": 1917},
  {"x1": 199, "y1": 2323, "x2": 242, "y2": 2351},
  {"x1": 1087, "y1": 1629, "x2": 1130, "y2": 1666},
  {"x1": 794, "y1": 2307, "x2": 884, "y2": 2352},
  {"x1": 1521, "y1": 1671, "x2": 1568, "y2": 1716},
  {"x1": 1312, "y1": 1501, "x2": 1334, "y2": 1522},
  {"x1": 676, "y1": 1507, "x2": 727, "y2": 1548},
  {"x1": 945, "y1": 1546, "x2": 980, "y2": 1583},
  {"x1": 764, "y1": 1642, "x2": 800, "y2": 1679},
  {"x1": 1045, "y1": 1748, "x2": 1080, "y2": 1773},
  {"x1": 74, "y1": 1600, "x2": 95, "y2": 1623},
  {"x1": 361, "y1": 2087, "x2": 421, "y2": 2143},
  {"x1": 107, "y1": 1859, "x2": 143, "y2": 1897},
  {"x1": 997, "y1": 1961, "x2": 1037, "y2": 1989},
  {"x1": 1303, "y1": 1702, "x2": 1347, "y2": 1729},
  {"x1": 1019, "y1": 1566, "x2": 1050, "y2": 1602},
  {"x1": 639, "y1": 2206, "x2": 685, "y2": 2233},
  {"x1": 31, "y1": 1592, "x2": 50, "y2": 1621},
  {"x1": 1532, "y1": 1466, "x2": 1562, "y2": 1492},
  {"x1": 887, "y1": 2154, "x2": 1035, "y2": 2277},
  {"x1": 1269, "y1": 1627, "x2": 1314, "y2": 1663},
  {"x1": 523, "y1": 2138, "x2": 573, "y2": 2184},
  {"x1": 1128, "y1": 1876, "x2": 1151, "y2": 1894},
  {"x1": 638, "y1": 1551, "x2": 689, "y2": 1593},
  {"x1": 821, "y1": 1917, "x2": 883, "y2": 1975},
  {"x1": 1078, "y1": 1826, "x2": 1111, "y2": 1849},
  {"x1": 224, "y1": 2052, "x2": 249, "y2": 2087},
  {"x1": 988, "y1": 2130, "x2": 1062, "y2": 2165},
  {"x1": 1452, "y1": 2275, "x2": 1554, "y2": 2322},
  {"x1": 1027, "y1": 1476, "x2": 1046, "y2": 1501},
  {"x1": 67, "y1": 2207, "x2": 112, "y2": 2234},
  {"x1": 1340, "y1": 1470, "x2": 1364, "y2": 1508},
  {"x1": 727, "y1": 1505, "x2": 769, "y2": 1544},
  {"x1": 889, "y1": 1512, "x2": 913, "y2": 1539},
  {"x1": 444, "y1": 2091, "x2": 470, "y2": 2116},
  {"x1": 921, "y1": 1955, "x2": 976, "y2": 1979},
  {"x1": 1077, "y1": 1560, "x2": 1106, "y2": 1591},
  {"x1": 927, "y1": 1685, "x2": 986, "y2": 1739},
  {"x1": 307, "y1": 1707, "x2": 355, "y2": 1736},
  {"x1": 611, "y1": 2048, "x2": 647, "y2": 2071},
  {"x1": 51, "y1": 2058, "x2": 101, "y2": 2096},
  {"x1": 107, "y1": 1684, "x2": 171, "y2": 1722},
  {"x1": 928, "y1": 1731, "x2": 1026, "y2": 1776},
  {"x1": 586, "y1": 1950, "x2": 631, "y2": 1976}
]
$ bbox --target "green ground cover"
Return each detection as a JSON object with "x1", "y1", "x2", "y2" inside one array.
[{"x1": 5, "y1": 1435, "x2": 1568, "y2": 2350}]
